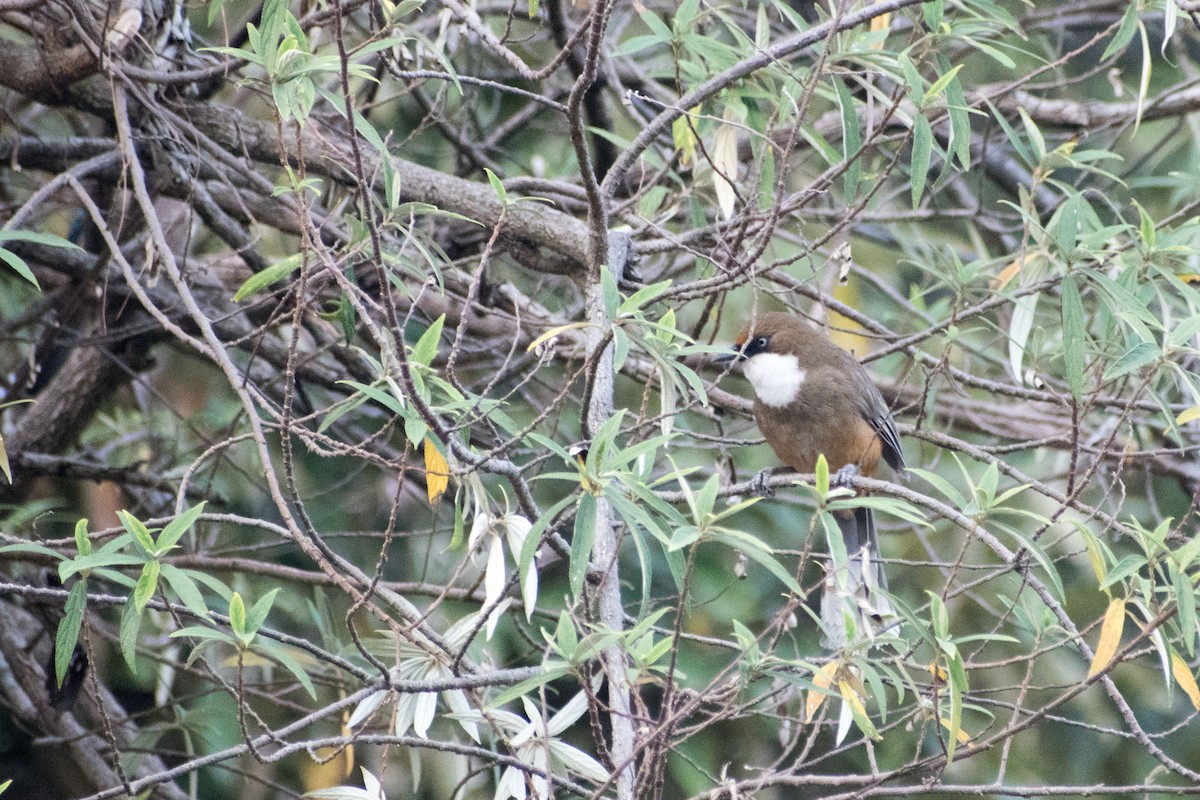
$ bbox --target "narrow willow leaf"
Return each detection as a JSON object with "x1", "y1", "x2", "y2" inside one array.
[
  {"x1": 713, "y1": 121, "x2": 739, "y2": 220},
  {"x1": 1101, "y1": 341, "x2": 1159, "y2": 382},
  {"x1": 411, "y1": 314, "x2": 445, "y2": 366},
  {"x1": 424, "y1": 437, "x2": 450, "y2": 503},
  {"x1": 833, "y1": 77, "x2": 861, "y2": 200},
  {"x1": 120, "y1": 597, "x2": 142, "y2": 672},
  {"x1": 56, "y1": 581, "x2": 88, "y2": 687},
  {"x1": 1061, "y1": 275, "x2": 1087, "y2": 400},
  {"x1": 806, "y1": 662, "x2": 838, "y2": 719},
  {"x1": 133, "y1": 560, "x2": 160, "y2": 613},
  {"x1": 1088, "y1": 597, "x2": 1126, "y2": 678},
  {"x1": 233, "y1": 253, "x2": 303, "y2": 301},
  {"x1": 1171, "y1": 652, "x2": 1200, "y2": 710},
  {"x1": 911, "y1": 115, "x2": 932, "y2": 209},
  {"x1": 1101, "y1": 2, "x2": 1139, "y2": 60},
  {"x1": 1175, "y1": 567, "x2": 1196, "y2": 656},
  {"x1": 1133, "y1": 18, "x2": 1150, "y2": 133},
  {"x1": 570, "y1": 494, "x2": 597, "y2": 599},
  {"x1": 1007, "y1": 291, "x2": 1039, "y2": 385}
]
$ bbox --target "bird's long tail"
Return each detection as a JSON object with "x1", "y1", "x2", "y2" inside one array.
[{"x1": 820, "y1": 506, "x2": 893, "y2": 650}]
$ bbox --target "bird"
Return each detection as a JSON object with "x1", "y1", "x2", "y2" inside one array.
[{"x1": 720, "y1": 311, "x2": 905, "y2": 649}]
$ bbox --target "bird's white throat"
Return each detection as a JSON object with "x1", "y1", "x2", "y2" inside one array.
[{"x1": 743, "y1": 353, "x2": 806, "y2": 407}]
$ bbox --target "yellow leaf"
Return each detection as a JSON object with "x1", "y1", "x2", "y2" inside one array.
[
  {"x1": 1175, "y1": 406, "x2": 1200, "y2": 426},
  {"x1": 1171, "y1": 652, "x2": 1200, "y2": 711},
  {"x1": 0, "y1": 434, "x2": 10, "y2": 483},
  {"x1": 300, "y1": 745, "x2": 354, "y2": 790},
  {"x1": 939, "y1": 718, "x2": 972, "y2": 744},
  {"x1": 837, "y1": 679, "x2": 867, "y2": 718},
  {"x1": 525, "y1": 321, "x2": 593, "y2": 352},
  {"x1": 929, "y1": 661, "x2": 948, "y2": 682},
  {"x1": 672, "y1": 105, "x2": 701, "y2": 165},
  {"x1": 991, "y1": 252, "x2": 1030, "y2": 291},
  {"x1": 806, "y1": 662, "x2": 838, "y2": 719},
  {"x1": 869, "y1": 2, "x2": 890, "y2": 50},
  {"x1": 1082, "y1": 534, "x2": 1107, "y2": 585},
  {"x1": 1088, "y1": 597, "x2": 1126, "y2": 678},
  {"x1": 424, "y1": 437, "x2": 449, "y2": 503}
]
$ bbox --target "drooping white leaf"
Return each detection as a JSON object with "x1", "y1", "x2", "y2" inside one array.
[
  {"x1": 412, "y1": 690, "x2": 438, "y2": 738},
  {"x1": 549, "y1": 741, "x2": 609, "y2": 782},
  {"x1": 712, "y1": 122, "x2": 739, "y2": 220},
  {"x1": 445, "y1": 688, "x2": 481, "y2": 742},
  {"x1": 347, "y1": 688, "x2": 389, "y2": 728}
]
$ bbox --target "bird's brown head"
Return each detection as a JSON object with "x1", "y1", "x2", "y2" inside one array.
[
  {"x1": 731, "y1": 312, "x2": 828, "y2": 361},
  {"x1": 723, "y1": 312, "x2": 837, "y2": 408}
]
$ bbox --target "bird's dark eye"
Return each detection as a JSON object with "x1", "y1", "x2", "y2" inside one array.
[{"x1": 741, "y1": 335, "x2": 770, "y2": 357}]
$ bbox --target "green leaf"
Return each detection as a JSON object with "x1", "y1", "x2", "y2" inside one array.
[
  {"x1": 911, "y1": 115, "x2": 932, "y2": 209},
  {"x1": 570, "y1": 494, "x2": 597, "y2": 599},
  {"x1": 55, "y1": 581, "x2": 87, "y2": 688},
  {"x1": 833, "y1": 77, "x2": 861, "y2": 200},
  {"x1": 411, "y1": 314, "x2": 445, "y2": 366},
  {"x1": 157, "y1": 502, "x2": 206, "y2": 553},
  {"x1": 694, "y1": 474, "x2": 720, "y2": 521},
  {"x1": 59, "y1": 552, "x2": 143, "y2": 581},
  {"x1": 117, "y1": 510, "x2": 157, "y2": 555},
  {"x1": 120, "y1": 597, "x2": 143, "y2": 672},
  {"x1": 0, "y1": 541, "x2": 66, "y2": 560},
  {"x1": 247, "y1": 588, "x2": 280, "y2": 633},
  {"x1": 618, "y1": 279, "x2": 674, "y2": 315},
  {"x1": 1101, "y1": 2, "x2": 1139, "y2": 60},
  {"x1": 233, "y1": 253, "x2": 303, "y2": 301},
  {"x1": 229, "y1": 593, "x2": 248, "y2": 641},
  {"x1": 489, "y1": 664, "x2": 571, "y2": 708},
  {"x1": 483, "y1": 167, "x2": 508, "y2": 206},
  {"x1": 926, "y1": 64, "x2": 963, "y2": 102},
  {"x1": 159, "y1": 564, "x2": 211, "y2": 618},
  {"x1": 337, "y1": 379, "x2": 407, "y2": 417},
  {"x1": 0, "y1": 247, "x2": 39, "y2": 289},
  {"x1": 133, "y1": 561, "x2": 160, "y2": 613},
  {"x1": 898, "y1": 52, "x2": 926, "y2": 106},
  {"x1": 1018, "y1": 108, "x2": 1046, "y2": 163},
  {"x1": 600, "y1": 264, "x2": 620, "y2": 320},
  {"x1": 73, "y1": 518, "x2": 92, "y2": 557},
  {"x1": 1101, "y1": 340, "x2": 1160, "y2": 382},
  {"x1": 0, "y1": 229, "x2": 83, "y2": 289},
  {"x1": 170, "y1": 625, "x2": 237, "y2": 643},
  {"x1": 1175, "y1": 567, "x2": 1196, "y2": 657},
  {"x1": 711, "y1": 528, "x2": 802, "y2": 595},
  {"x1": 1061, "y1": 275, "x2": 1087, "y2": 400},
  {"x1": 255, "y1": 638, "x2": 317, "y2": 699}
]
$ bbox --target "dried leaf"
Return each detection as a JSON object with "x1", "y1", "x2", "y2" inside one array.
[
  {"x1": 869, "y1": 2, "x2": 890, "y2": 50},
  {"x1": 940, "y1": 718, "x2": 972, "y2": 744},
  {"x1": 0, "y1": 434, "x2": 10, "y2": 483},
  {"x1": 1175, "y1": 406, "x2": 1200, "y2": 426},
  {"x1": 1171, "y1": 652, "x2": 1200, "y2": 711},
  {"x1": 805, "y1": 662, "x2": 838, "y2": 720},
  {"x1": 424, "y1": 437, "x2": 449, "y2": 503},
  {"x1": 992, "y1": 252, "x2": 1030, "y2": 291},
  {"x1": 1088, "y1": 597, "x2": 1126, "y2": 678}
]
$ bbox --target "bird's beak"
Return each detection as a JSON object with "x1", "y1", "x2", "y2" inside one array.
[{"x1": 714, "y1": 348, "x2": 744, "y2": 364}]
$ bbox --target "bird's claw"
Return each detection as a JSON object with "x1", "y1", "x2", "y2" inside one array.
[
  {"x1": 831, "y1": 463, "x2": 861, "y2": 489},
  {"x1": 749, "y1": 468, "x2": 776, "y2": 497}
]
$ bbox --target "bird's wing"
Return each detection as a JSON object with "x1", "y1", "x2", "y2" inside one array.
[{"x1": 850, "y1": 362, "x2": 906, "y2": 474}]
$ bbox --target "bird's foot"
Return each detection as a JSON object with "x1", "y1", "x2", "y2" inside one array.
[
  {"x1": 831, "y1": 463, "x2": 861, "y2": 490},
  {"x1": 749, "y1": 468, "x2": 777, "y2": 497}
]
